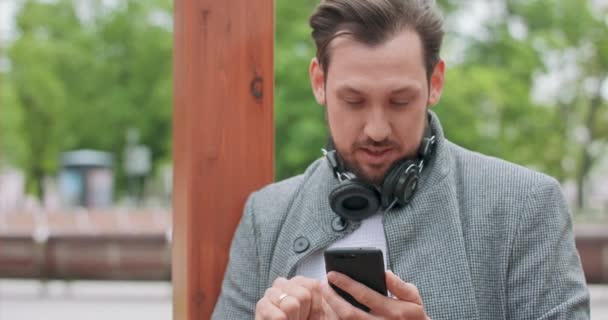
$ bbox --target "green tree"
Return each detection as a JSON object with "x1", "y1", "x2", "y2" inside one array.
[
  {"x1": 505, "y1": 0, "x2": 608, "y2": 209},
  {"x1": 430, "y1": 0, "x2": 608, "y2": 210},
  {"x1": 7, "y1": 0, "x2": 77, "y2": 196},
  {"x1": 5, "y1": 0, "x2": 173, "y2": 198},
  {"x1": 0, "y1": 80, "x2": 28, "y2": 168},
  {"x1": 275, "y1": 0, "x2": 326, "y2": 180}
]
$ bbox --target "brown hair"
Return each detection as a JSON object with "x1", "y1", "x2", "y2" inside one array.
[{"x1": 309, "y1": 0, "x2": 444, "y2": 80}]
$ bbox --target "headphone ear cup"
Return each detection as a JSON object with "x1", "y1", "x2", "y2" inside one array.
[
  {"x1": 381, "y1": 160, "x2": 411, "y2": 208},
  {"x1": 381, "y1": 160, "x2": 420, "y2": 208},
  {"x1": 394, "y1": 165, "x2": 419, "y2": 205},
  {"x1": 329, "y1": 181, "x2": 380, "y2": 221}
]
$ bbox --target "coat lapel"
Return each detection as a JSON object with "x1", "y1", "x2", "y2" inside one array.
[
  {"x1": 267, "y1": 159, "x2": 361, "y2": 282},
  {"x1": 384, "y1": 177, "x2": 480, "y2": 319},
  {"x1": 384, "y1": 112, "x2": 480, "y2": 319}
]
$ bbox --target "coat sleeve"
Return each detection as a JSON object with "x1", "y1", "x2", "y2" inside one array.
[
  {"x1": 212, "y1": 193, "x2": 263, "y2": 319},
  {"x1": 506, "y1": 178, "x2": 590, "y2": 319}
]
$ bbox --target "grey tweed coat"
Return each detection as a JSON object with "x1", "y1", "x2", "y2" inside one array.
[{"x1": 212, "y1": 112, "x2": 590, "y2": 319}]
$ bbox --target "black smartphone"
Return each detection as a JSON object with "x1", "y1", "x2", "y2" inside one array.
[{"x1": 324, "y1": 247, "x2": 387, "y2": 312}]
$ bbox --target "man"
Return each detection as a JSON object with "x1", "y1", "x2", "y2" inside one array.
[{"x1": 213, "y1": 0, "x2": 590, "y2": 319}]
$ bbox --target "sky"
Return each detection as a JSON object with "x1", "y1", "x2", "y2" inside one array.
[{"x1": 0, "y1": 0, "x2": 18, "y2": 44}]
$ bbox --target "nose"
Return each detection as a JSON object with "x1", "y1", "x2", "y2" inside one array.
[{"x1": 363, "y1": 109, "x2": 391, "y2": 142}]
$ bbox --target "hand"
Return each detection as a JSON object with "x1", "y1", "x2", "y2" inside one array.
[
  {"x1": 322, "y1": 271, "x2": 430, "y2": 320},
  {"x1": 255, "y1": 276, "x2": 325, "y2": 320}
]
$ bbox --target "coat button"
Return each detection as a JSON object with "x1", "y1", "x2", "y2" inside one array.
[
  {"x1": 293, "y1": 237, "x2": 310, "y2": 253},
  {"x1": 331, "y1": 216, "x2": 348, "y2": 232}
]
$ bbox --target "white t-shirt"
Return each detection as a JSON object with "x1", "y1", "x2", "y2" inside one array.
[{"x1": 295, "y1": 212, "x2": 388, "y2": 282}]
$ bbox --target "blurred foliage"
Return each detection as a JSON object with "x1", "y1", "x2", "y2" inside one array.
[
  {"x1": 275, "y1": 0, "x2": 326, "y2": 179},
  {"x1": 1, "y1": 0, "x2": 607, "y2": 210},
  {"x1": 441, "y1": 0, "x2": 608, "y2": 209},
  {"x1": 504, "y1": 0, "x2": 608, "y2": 208},
  {"x1": 2, "y1": 0, "x2": 173, "y2": 196},
  {"x1": 0, "y1": 81, "x2": 27, "y2": 167}
]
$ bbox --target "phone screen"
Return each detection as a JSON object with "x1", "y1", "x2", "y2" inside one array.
[{"x1": 324, "y1": 247, "x2": 387, "y2": 312}]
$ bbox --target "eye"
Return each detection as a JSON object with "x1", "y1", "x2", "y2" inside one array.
[
  {"x1": 390, "y1": 100, "x2": 409, "y2": 108},
  {"x1": 344, "y1": 98, "x2": 365, "y2": 107}
]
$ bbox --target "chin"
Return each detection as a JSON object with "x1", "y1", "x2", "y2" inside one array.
[
  {"x1": 363, "y1": 161, "x2": 391, "y2": 174},
  {"x1": 356, "y1": 165, "x2": 388, "y2": 186},
  {"x1": 339, "y1": 151, "x2": 391, "y2": 184}
]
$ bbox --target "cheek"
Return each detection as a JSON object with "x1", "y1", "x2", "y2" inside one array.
[
  {"x1": 394, "y1": 109, "x2": 426, "y2": 150},
  {"x1": 327, "y1": 107, "x2": 361, "y2": 147}
]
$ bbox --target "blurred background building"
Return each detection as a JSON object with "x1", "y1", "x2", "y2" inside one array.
[{"x1": 0, "y1": 0, "x2": 607, "y2": 319}]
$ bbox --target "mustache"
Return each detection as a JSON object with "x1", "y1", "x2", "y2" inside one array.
[{"x1": 353, "y1": 138, "x2": 400, "y2": 150}]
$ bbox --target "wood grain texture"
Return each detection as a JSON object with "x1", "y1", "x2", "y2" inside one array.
[{"x1": 172, "y1": 0, "x2": 274, "y2": 318}]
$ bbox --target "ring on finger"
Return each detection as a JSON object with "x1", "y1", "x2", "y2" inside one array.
[{"x1": 278, "y1": 293, "x2": 289, "y2": 304}]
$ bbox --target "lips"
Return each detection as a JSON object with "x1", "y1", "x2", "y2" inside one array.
[
  {"x1": 362, "y1": 147, "x2": 392, "y2": 154},
  {"x1": 359, "y1": 147, "x2": 394, "y2": 165}
]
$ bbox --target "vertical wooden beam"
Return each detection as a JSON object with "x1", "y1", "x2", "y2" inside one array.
[{"x1": 172, "y1": 0, "x2": 274, "y2": 318}]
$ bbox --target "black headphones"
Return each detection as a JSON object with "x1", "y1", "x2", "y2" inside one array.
[{"x1": 324, "y1": 121, "x2": 436, "y2": 222}]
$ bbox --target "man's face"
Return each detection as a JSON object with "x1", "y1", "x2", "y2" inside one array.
[{"x1": 310, "y1": 29, "x2": 445, "y2": 185}]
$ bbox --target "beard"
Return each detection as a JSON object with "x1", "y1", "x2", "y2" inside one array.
[{"x1": 330, "y1": 133, "x2": 402, "y2": 187}]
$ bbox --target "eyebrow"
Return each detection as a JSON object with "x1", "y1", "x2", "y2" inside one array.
[
  {"x1": 336, "y1": 85, "x2": 419, "y2": 95},
  {"x1": 336, "y1": 86, "x2": 364, "y2": 95},
  {"x1": 390, "y1": 86, "x2": 419, "y2": 94}
]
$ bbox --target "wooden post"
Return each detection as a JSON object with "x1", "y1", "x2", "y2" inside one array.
[{"x1": 172, "y1": 0, "x2": 274, "y2": 318}]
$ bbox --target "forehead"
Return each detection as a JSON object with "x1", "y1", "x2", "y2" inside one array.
[{"x1": 325, "y1": 29, "x2": 426, "y2": 90}]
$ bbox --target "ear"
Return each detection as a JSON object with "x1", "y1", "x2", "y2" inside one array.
[
  {"x1": 427, "y1": 59, "x2": 445, "y2": 107},
  {"x1": 309, "y1": 57, "x2": 326, "y2": 106}
]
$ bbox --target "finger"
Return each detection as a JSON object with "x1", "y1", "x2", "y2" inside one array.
[
  {"x1": 274, "y1": 277, "x2": 313, "y2": 319},
  {"x1": 309, "y1": 284, "x2": 324, "y2": 319},
  {"x1": 289, "y1": 275, "x2": 321, "y2": 290},
  {"x1": 256, "y1": 297, "x2": 288, "y2": 320},
  {"x1": 321, "y1": 282, "x2": 370, "y2": 319},
  {"x1": 321, "y1": 297, "x2": 340, "y2": 320},
  {"x1": 320, "y1": 298, "x2": 340, "y2": 320},
  {"x1": 263, "y1": 286, "x2": 304, "y2": 320},
  {"x1": 279, "y1": 295, "x2": 301, "y2": 320},
  {"x1": 263, "y1": 287, "x2": 286, "y2": 306},
  {"x1": 385, "y1": 271, "x2": 423, "y2": 305},
  {"x1": 290, "y1": 276, "x2": 323, "y2": 319},
  {"x1": 293, "y1": 277, "x2": 324, "y2": 318},
  {"x1": 326, "y1": 271, "x2": 386, "y2": 312}
]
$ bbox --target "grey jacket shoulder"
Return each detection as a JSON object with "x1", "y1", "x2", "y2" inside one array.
[
  {"x1": 443, "y1": 141, "x2": 589, "y2": 319},
  {"x1": 444, "y1": 140, "x2": 563, "y2": 222},
  {"x1": 447, "y1": 140, "x2": 558, "y2": 191},
  {"x1": 248, "y1": 159, "x2": 323, "y2": 224}
]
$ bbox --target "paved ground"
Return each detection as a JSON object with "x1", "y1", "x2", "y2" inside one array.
[
  {"x1": 0, "y1": 280, "x2": 606, "y2": 319},
  {"x1": 591, "y1": 284, "x2": 608, "y2": 319},
  {"x1": 0, "y1": 280, "x2": 172, "y2": 320}
]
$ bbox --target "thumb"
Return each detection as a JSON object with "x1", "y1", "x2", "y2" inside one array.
[{"x1": 385, "y1": 271, "x2": 423, "y2": 305}]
